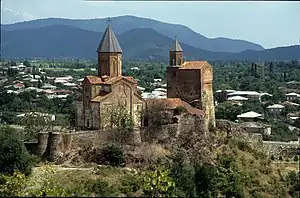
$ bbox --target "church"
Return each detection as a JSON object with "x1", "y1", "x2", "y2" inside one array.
[
  {"x1": 76, "y1": 22, "x2": 215, "y2": 131},
  {"x1": 75, "y1": 23, "x2": 146, "y2": 130},
  {"x1": 167, "y1": 39, "x2": 215, "y2": 130}
]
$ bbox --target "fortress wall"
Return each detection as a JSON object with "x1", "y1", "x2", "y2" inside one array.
[
  {"x1": 262, "y1": 141, "x2": 299, "y2": 159},
  {"x1": 216, "y1": 119, "x2": 299, "y2": 159}
]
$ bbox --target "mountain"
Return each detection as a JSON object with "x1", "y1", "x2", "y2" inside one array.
[
  {"x1": 1, "y1": 25, "x2": 299, "y2": 61},
  {"x1": 1, "y1": 15, "x2": 264, "y2": 53}
]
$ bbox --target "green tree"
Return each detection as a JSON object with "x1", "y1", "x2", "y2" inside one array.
[
  {"x1": 215, "y1": 102, "x2": 243, "y2": 121},
  {"x1": 100, "y1": 144, "x2": 125, "y2": 167},
  {"x1": 23, "y1": 60, "x2": 31, "y2": 67},
  {"x1": 0, "y1": 126, "x2": 33, "y2": 175},
  {"x1": 142, "y1": 168, "x2": 176, "y2": 197}
]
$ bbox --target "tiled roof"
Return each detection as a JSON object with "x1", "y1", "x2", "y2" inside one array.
[
  {"x1": 85, "y1": 76, "x2": 103, "y2": 84},
  {"x1": 85, "y1": 75, "x2": 137, "y2": 85},
  {"x1": 147, "y1": 98, "x2": 205, "y2": 117},
  {"x1": 179, "y1": 61, "x2": 210, "y2": 70},
  {"x1": 97, "y1": 24, "x2": 122, "y2": 53},
  {"x1": 237, "y1": 111, "x2": 262, "y2": 118},
  {"x1": 170, "y1": 39, "x2": 183, "y2": 52},
  {"x1": 104, "y1": 76, "x2": 137, "y2": 84}
]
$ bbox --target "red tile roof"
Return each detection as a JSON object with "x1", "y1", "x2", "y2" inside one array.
[
  {"x1": 147, "y1": 98, "x2": 205, "y2": 117},
  {"x1": 15, "y1": 83, "x2": 25, "y2": 87},
  {"x1": 85, "y1": 76, "x2": 103, "y2": 84},
  {"x1": 179, "y1": 61, "x2": 210, "y2": 70},
  {"x1": 85, "y1": 75, "x2": 137, "y2": 85}
]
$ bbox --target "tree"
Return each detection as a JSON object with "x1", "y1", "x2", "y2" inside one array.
[
  {"x1": 0, "y1": 126, "x2": 33, "y2": 175},
  {"x1": 215, "y1": 102, "x2": 243, "y2": 122},
  {"x1": 142, "y1": 168, "x2": 176, "y2": 197},
  {"x1": 20, "y1": 112, "x2": 53, "y2": 141},
  {"x1": 100, "y1": 144, "x2": 125, "y2": 167},
  {"x1": 23, "y1": 60, "x2": 31, "y2": 67}
]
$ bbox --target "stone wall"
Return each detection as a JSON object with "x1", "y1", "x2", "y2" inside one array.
[
  {"x1": 25, "y1": 118, "x2": 298, "y2": 163},
  {"x1": 25, "y1": 129, "x2": 142, "y2": 162},
  {"x1": 216, "y1": 119, "x2": 299, "y2": 159},
  {"x1": 262, "y1": 141, "x2": 299, "y2": 159},
  {"x1": 141, "y1": 113, "x2": 206, "y2": 144}
]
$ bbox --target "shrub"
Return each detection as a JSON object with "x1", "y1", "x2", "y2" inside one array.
[
  {"x1": 119, "y1": 174, "x2": 142, "y2": 196},
  {"x1": 293, "y1": 155, "x2": 299, "y2": 162},
  {"x1": 84, "y1": 180, "x2": 116, "y2": 197},
  {"x1": 0, "y1": 126, "x2": 34, "y2": 175},
  {"x1": 170, "y1": 150, "x2": 196, "y2": 197},
  {"x1": 142, "y1": 168, "x2": 176, "y2": 197},
  {"x1": 174, "y1": 106, "x2": 187, "y2": 115},
  {"x1": 270, "y1": 155, "x2": 275, "y2": 160},
  {"x1": 279, "y1": 156, "x2": 283, "y2": 161},
  {"x1": 101, "y1": 144, "x2": 125, "y2": 167}
]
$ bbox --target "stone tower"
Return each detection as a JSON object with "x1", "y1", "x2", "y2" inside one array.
[
  {"x1": 97, "y1": 23, "x2": 122, "y2": 78},
  {"x1": 169, "y1": 38, "x2": 183, "y2": 66},
  {"x1": 166, "y1": 39, "x2": 216, "y2": 130}
]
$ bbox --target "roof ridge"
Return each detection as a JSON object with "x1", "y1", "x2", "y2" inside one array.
[
  {"x1": 97, "y1": 24, "x2": 122, "y2": 53},
  {"x1": 170, "y1": 38, "x2": 183, "y2": 52}
]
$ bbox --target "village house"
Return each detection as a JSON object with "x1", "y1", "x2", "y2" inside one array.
[
  {"x1": 227, "y1": 95, "x2": 248, "y2": 105},
  {"x1": 227, "y1": 91, "x2": 261, "y2": 101},
  {"x1": 266, "y1": 104, "x2": 285, "y2": 114},
  {"x1": 240, "y1": 122, "x2": 271, "y2": 136},
  {"x1": 286, "y1": 92, "x2": 300, "y2": 101},
  {"x1": 237, "y1": 111, "x2": 263, "y2": 122}
]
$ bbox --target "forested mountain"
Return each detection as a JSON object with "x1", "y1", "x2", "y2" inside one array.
[
  {"x1": 1, "y1": 25, "x2": 299, "y2": 60},
  {"x1": 1, "y1": 15, "x2": 264, "y2": 53}
]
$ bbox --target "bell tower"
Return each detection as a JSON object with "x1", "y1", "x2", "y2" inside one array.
[
  {"x1": 97, "y1": 18, "x2": 122, "y2": 78},
  {"x1": 169, "y1": 38, "x2": 183, "y2": 66}
]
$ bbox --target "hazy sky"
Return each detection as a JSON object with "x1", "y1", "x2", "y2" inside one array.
[{"x1": 1, "y1": 0, "x2": 300, "y2": 49}]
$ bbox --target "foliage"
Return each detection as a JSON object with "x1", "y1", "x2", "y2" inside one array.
[
  {"x1": 20, "y1": 112, "x2": 53, "y2": 141},
  {"x1": 215, "y1": 102, "x2": 242, "y2": 121},
  {"x1": 0, "y1": 126, "x2": 34, "y2": 175},
  {"x1": 119, "y1": 173, "x2": 143, "y2": 196},
  {"x1": 84, "y1": 180, "x2": 116, "y2": 197},
  {"x1": 169, "y1": 149, "x2": 196, "y2": 197},
  {"x1": 102, "y1": 104, "x2": 134, "y2": 131},
  {"x1": 285, "y1": 171, "x2": 300, "y2": 198},
  {"x1": 0, "y1": 172, "x2": 28, "y2": 197},
  {"x1": 142, "y1": 168, "x2": 176, "y2": 197},
  {"x1": 100, "y1": 144, "x2": 125, "y2": 167}
]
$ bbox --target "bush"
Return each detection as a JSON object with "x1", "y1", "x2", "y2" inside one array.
[
  {"x1": 119, "y1": 174, "x2": 142, "y2": 196},
  {"x1": 84, "y1": 180, "x2": 116, "y2": 197},
  {"x1": 0, "y1": 126, "x2": 34, "y2": 175},
  {"x1": 142, "y1": 168, "x2": 176, "y2": 197},
  {"x1": 174, "y1": 106, "x2": 187, "y2": 115},
  {"x1": 170, "y1": 150, "x2": 196, "y2": 197},
  {"x1": 101, "y1": 144, "x2": 125, "y2": 167},
  {"x1": 293, "y1": 155, "x2": 299, "y2": 162},
  {"x1": 279, "y1": 156, "x2": 283, "y2": 161},
  {"x1": 270, "y1": 155, "x2": 275, "y2": 160}
]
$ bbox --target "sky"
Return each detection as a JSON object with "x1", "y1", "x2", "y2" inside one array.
[{"x1": 1, "y1": 0, "x2": 300, "y2": 49}]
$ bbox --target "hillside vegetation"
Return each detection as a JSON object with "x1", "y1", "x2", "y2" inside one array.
[{"x1": 0, "y1": 122, "x2": 299, "y2": 197}]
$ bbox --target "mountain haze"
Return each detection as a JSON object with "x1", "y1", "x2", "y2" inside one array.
[
  {"x1": 1, "y1": 25, "x2": 299, "y2": 61},
  {"x1": 1, "y1": 15, "x2": 264, "y2": 53}
]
